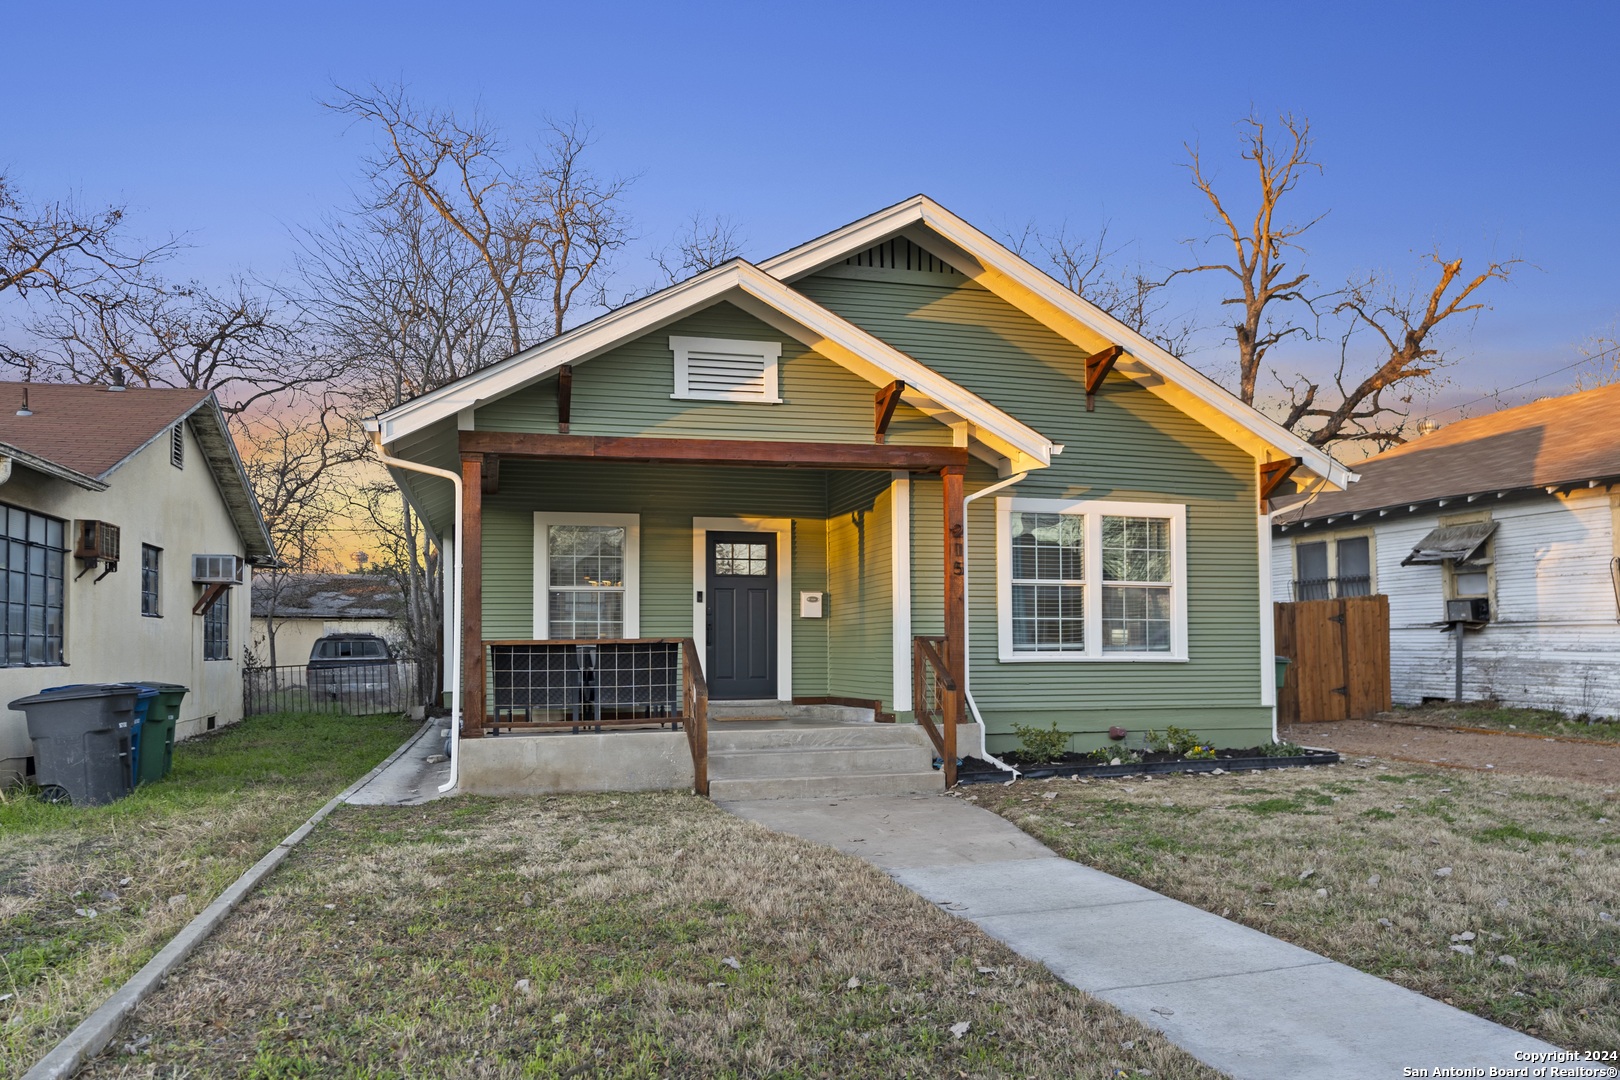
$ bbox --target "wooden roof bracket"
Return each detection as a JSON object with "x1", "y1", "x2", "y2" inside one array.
[
  {"x1": 557, "y1": 364, "x2": 573, "y2": 434},
  {"x1": 193, "y1": 581, "x2": 229, "y2": 616},
  {"x1": 874, "y1": 380, "x2": 906, "y2": 443},
  {"x1": 1260, "y1": 457, "x2": 1303, "y2": 512},
  {"x1": 481, "y1": 454, "x2": 501, "y2": 496},
  {"x1": 1085, "y1": 346, "x2": 1124, "y2": 412}
]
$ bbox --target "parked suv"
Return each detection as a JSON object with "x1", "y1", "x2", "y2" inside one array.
[{"x1": 306, "y1": 633, "x2": 397, "y2": 701}]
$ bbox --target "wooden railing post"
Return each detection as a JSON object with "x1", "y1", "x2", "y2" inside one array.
[
  {"x1": 940, "y1": 465, "x2": 966, "y2": 788},
  {"x1": 460, "y1": 452, "x2": 485, "y2": 738},
  {"x1": 681, "y1": 638, "x2": 709, "y2": 796}
]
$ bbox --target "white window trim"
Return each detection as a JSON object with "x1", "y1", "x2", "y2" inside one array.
[
  {"x1": 692, "y1": 516, "x2": 793, "y2": 701},
  {"x1": 533, "y1": 512, "x2": 641, "y2": 639},
  {"x1": 995, "y1": 496, "x2": 1188, "y2": 663},
  {"x1": 669, "y1": 335, "x2": 783, "y2": 403}
]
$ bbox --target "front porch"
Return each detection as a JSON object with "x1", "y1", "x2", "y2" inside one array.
[{"x1": 453, "y1": 431, "x2": 975, "y2": 796}]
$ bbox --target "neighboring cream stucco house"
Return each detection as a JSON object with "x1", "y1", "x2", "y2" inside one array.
[{"x1": 0, "y1": 381, "x2": 276, "y2": 786}]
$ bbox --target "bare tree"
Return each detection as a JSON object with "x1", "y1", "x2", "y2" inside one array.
[
  {"x1": 240, "y1": 398, "x2": 361, "y2": 670},
  {"x1": 342, "y1": 475, "x2": 443, "y2": 705},
  {"x1": 1573, "y1": 327, "x2": 1619, "y2": 390},
  {"x1": 16, "y1": 275, "x2": 328, "y2": 414},
  {"x1": 325, "y1": 84, "x2": 632, "y2": 352},
  {"x1": 652, "y1": 213, "x2": 746, "y2": 286},
  {"x1": 1011, "y1": 221, "x2": 1193, "y2": 355},
  {"x1": 1, "y1": 174, "x2": 172, "y2": 304},
  {"x1": 1172, "y1": 112, "x2": 1325, "y2": 405},
  {"x1": 1277, "y1": 254, "x2": 1519, "y2": 447}
]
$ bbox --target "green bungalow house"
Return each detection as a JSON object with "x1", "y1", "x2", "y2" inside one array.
[{"x1": 365, "y1": 196, "x2": 1354, "y2": 799}]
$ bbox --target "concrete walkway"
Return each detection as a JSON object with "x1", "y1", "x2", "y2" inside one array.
[
  {"x1": 721, "y1": 793, "x2": 1564, "y2": 1080},
  {"x1": 344, "y1": 720, "x2": 453, "y2": 806}
]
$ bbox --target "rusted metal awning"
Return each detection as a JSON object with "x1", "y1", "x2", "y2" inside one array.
[{"x1": 1401, "y1": 521, "x2": 1497, "y2": 566}]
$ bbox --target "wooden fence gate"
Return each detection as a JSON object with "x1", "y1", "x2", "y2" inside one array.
[{"x1": 1274, "y1": 594, "x2": 1391, "y2": 724}]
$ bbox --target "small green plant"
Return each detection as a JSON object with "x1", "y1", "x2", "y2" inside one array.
[
  {"x1": 1011, "y1": 722, "x2": 1071, "y2": 762},
  {"x1": 1142, "y1": 726, "x2": 1204, "y2": 755},
  {"x1": 1258, "y1": 740, "x2": 1307, "y2": 758},
  {"x1": 1086, "y1": 745, "x2": 1141, "y2": 765}
]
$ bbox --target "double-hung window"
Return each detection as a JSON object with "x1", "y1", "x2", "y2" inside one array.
[
  {"x1": 1292, "y1": 534, "x2": 1373, "y2": 600},
  {"x1": 533, "y1": 513, "x2": 640, "y2": 639},
  {"x1": 998, "y1": 498, "x2": 1187, "y2": 661},
  {"x1": 0, "y1": 504, "x2": 66, "y2": 666}
]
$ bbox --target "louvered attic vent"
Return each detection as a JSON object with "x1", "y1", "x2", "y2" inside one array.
[{"x1": 670, "y1": 336, "x2": 783, "y2": 403}]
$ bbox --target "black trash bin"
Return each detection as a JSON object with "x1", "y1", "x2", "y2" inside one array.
[{"x1": 10, "y1": 684, "x2": 139, "y2": 806}]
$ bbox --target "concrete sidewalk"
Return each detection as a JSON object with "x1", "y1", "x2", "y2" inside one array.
[
  {"x1": 721, "y1": 793, "x2": 1565, "y2": 1080},
  {"x1": 344, "y1": 721, "x2": 453, "y2": 806}
]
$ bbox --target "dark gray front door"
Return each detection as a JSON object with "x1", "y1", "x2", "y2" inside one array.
[{"x1": 706, "y1": 532, "x2": 777, "y2": 700}]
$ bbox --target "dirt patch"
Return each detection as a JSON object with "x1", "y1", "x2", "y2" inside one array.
[{"x1": 1283, "y1": 720, "x2": 1619, "y2": 784}]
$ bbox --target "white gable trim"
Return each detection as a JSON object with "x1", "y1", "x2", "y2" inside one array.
[
  {"x1": 761, "y1": 196, "x2": 1356, "y2": 491},
  {"x1": 367, "y1": 260, "x2": 1054, "y2": 472}
]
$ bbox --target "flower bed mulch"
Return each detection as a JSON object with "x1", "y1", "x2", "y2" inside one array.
[{"x1": 956, "y1": 746, "x2": 1340, "y2": 784}]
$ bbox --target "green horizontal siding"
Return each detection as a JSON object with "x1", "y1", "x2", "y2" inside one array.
[
  {"x1": 801, "y1": 266, "x2": 1270, "y2": 747},
  {"x1": 474, "y1": 302, "x2": 949, "y2": 446},
  {"x1": 826, "y1": 472, "x2": 894, "y2": 707}
]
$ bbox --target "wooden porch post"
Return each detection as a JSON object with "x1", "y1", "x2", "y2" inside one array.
[
  {"x1": 460, "y1": 452, "x2": 486, "y2": 738},
  {"x1": 941, "y1": 464, "x2": 966, "y2": 786}
]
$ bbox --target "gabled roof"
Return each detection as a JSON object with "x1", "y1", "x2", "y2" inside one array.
[
  {"x1": 252, "y1": 572, "x2": 404, "y2": 620},
  {"x1": 367, "y1": 260, "x2": 1057, "y2": 472},
  {"x1": 0, "y1": 381, "x2": 276, "y2": 564},
  {"x1": 1275, "y1": 382, "x2": 1620, "y2": 528},
  {"x1": 761, "y1": 195, "x2": 1356, "y2": 490}
]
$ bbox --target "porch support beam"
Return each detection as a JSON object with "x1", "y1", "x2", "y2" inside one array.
[
  {"x1": 1085, "y1": 345, "x2": 1124, "y2": 412},
  {"x1": 459, "y1": 430, "x2": 968, "y2": 471},
  {"x1": 557, "y1": 364, "x2": 572, "y2": 434},
  {"x1": 460, "y1": 452, "x2": 486, "y2": 738},
  {"x1": 940, "y1": 464, "x2": 966, "y2": 787},
  {"x1": 874, "y1": 379, "x2": 905, "y2": 443}
]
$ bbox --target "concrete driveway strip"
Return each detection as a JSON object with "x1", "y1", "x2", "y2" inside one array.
[{"x1": 721, "y1": 793, "x2": 1566, "y2": 1080}]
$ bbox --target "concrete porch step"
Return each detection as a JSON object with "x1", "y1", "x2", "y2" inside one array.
[
  {"x1": 707, "y1": 700, "x2": 875, "y2": 723},
  {"x1": 708, "y1": 745, "x2": 931, "y2": 780},
  {"x1": 709, "y1": 770, "x2": 945, "y2": 800},
  {"x1": 708, "y1": 723, "x2": 930, "y2": 754}
]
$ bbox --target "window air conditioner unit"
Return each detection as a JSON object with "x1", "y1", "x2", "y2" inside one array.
[
  {"x1": 192, "y1": 554, "x2": 244, "y2": 585},
  {"x1": 1445, "y1": 598, "x2": 1490, "y2": 623},
  {"x1": 74, "y1": 520, "x2": 121, "y2": 566}
]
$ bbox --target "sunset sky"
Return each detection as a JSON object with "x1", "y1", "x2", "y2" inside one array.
[{"x1": 5, "y1": 0, "x2": 1616, "y2": 423}]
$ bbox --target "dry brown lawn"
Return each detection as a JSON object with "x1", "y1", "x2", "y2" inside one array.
[
  {"x1": 0, "y1": 711, "x2": 417, "y2": 1076},
  {"x1": 970, "y1": 760, "x2": 1619, "y2": 1053},
  {"x1": 80, "y1": 794, "x2": 1224, "y2": 1079}
]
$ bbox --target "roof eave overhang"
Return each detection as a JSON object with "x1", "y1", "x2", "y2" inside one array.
[
  {"x1": 1275, "y1": 471, "x2": 1620, "y2": 532},
  {"x1": 371, "y1": 258, "x2": 1055, "y2": 472},
  {"x1": 0, "y1": 443, "x2": 109, "y2": 491},
  {"x1": 188, "y1": 398, "x2": 278, "y2": 566}
]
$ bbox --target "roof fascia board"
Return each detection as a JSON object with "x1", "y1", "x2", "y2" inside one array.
[
  {"x1": 373, "y1": 257, "x2": 1054, "y2": 469},
  {"x1": 757, "y1": 196, "x2": 928, "y2": 281},
  {"x1": 0, "y1": 443, "x2": 108, "y2": 491}
]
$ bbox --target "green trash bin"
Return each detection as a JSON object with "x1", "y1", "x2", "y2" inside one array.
[
  {"x1": 131, "y1": 682, "x2": 187, "y2": 784},
  {"x1": 1275, "y1": 656, "x2": 1292, "y2": 690}
]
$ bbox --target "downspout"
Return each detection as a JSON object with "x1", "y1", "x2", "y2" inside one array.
[
  {"x1": 961, "y1": 471, "x2": 1029, "y2": 778},
  {"x1": 370, "y1": 431, "x2": 462, "y2": 794}
]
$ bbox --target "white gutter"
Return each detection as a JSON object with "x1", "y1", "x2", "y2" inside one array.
[
  {"x1": 961, "y1": 471, "x2": 1029, "y2": 777},
  {"x1": 370, "y1": 432, "x2": 463, "y2": 794}
]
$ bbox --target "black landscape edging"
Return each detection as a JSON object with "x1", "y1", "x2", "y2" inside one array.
[{"x1": 955, "y1": 750, "x2": 1341, "y2": 785}]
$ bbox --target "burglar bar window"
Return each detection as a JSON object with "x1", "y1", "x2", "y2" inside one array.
[{"x1": 0, "y1": 503, "x2": 66, "y2": 667}]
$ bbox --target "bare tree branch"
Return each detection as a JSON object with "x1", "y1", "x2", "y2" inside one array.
[{"x1": 652, "y1": 212, "x2": 745, "y2": 286}]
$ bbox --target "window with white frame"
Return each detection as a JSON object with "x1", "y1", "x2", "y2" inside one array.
[
  {"x1": 669, "y1": 336, "x2": 782, "y2": 403},
  {"x1": 533, "y1": 513, "x2": 640, "y2": 639},
  {"x1": 998, "y1": 498, "x2": 1187, "y2": 661}
]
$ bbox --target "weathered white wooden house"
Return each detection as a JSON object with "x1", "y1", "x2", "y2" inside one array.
[{"x1": 1271, "y1": 383, "x2": 1620, "y2": 718}]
